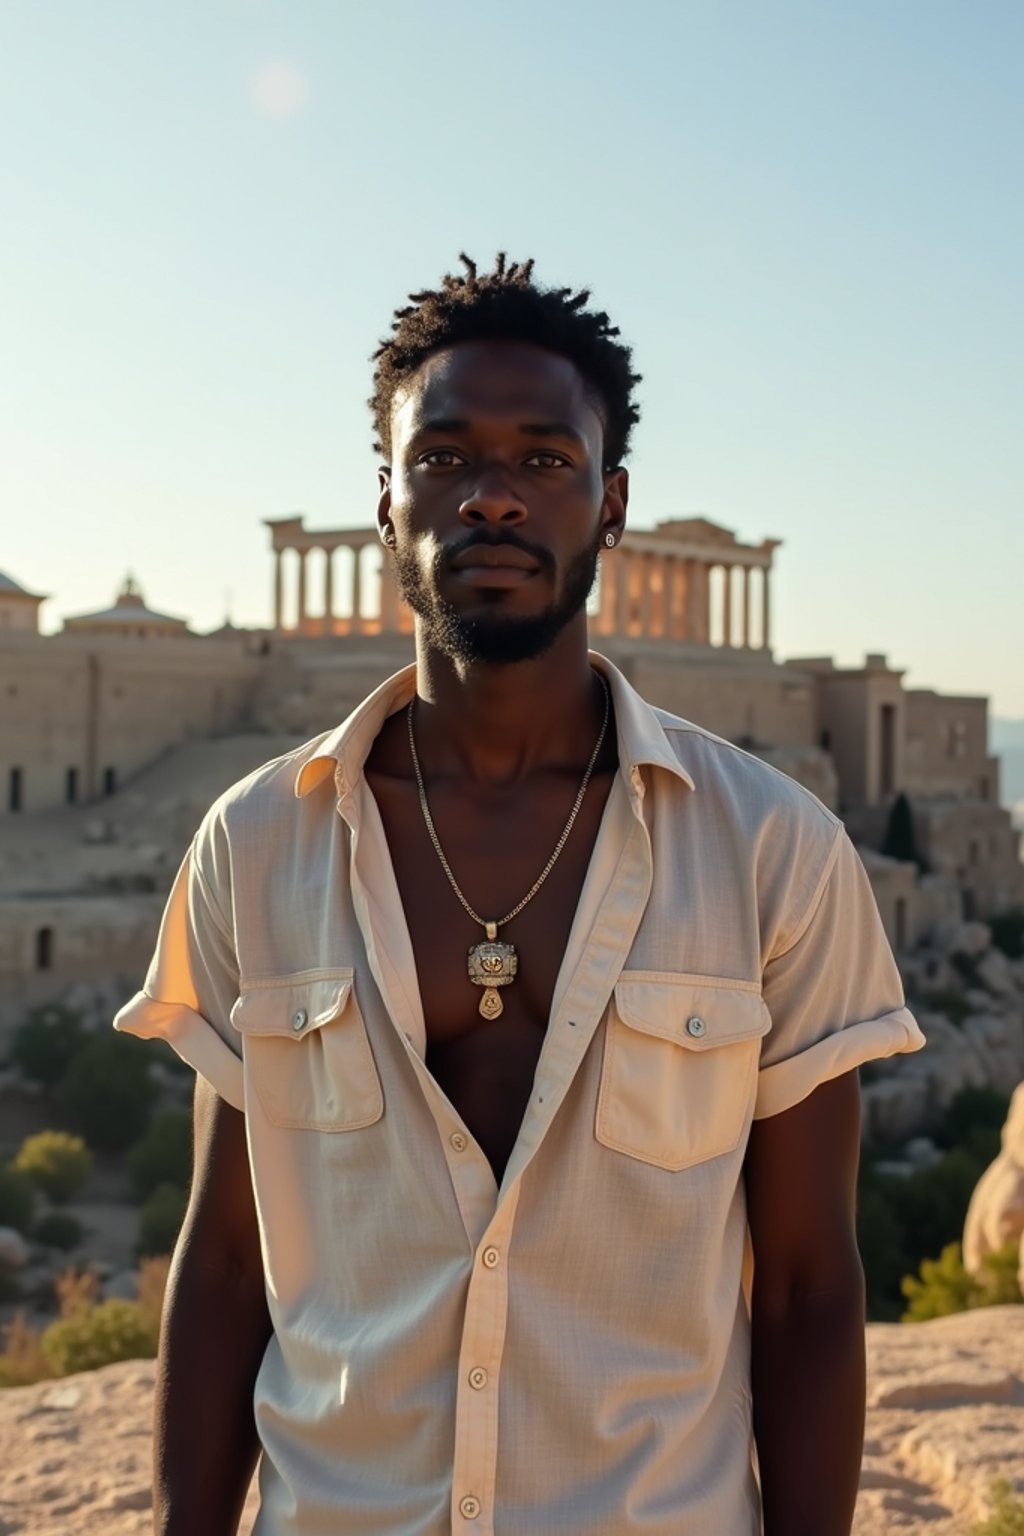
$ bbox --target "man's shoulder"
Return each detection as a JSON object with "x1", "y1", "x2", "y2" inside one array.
[
  {"x1": 194, "y1": 730, "x2": 340, "y2": 843},
  {"x1": 650, "y1": 705, "x2": 842, "y2": 842}
]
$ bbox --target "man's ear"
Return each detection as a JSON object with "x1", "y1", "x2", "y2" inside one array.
[
  {"x1": 376, "y1": 467, "x2": 392, "y2": 536},
  {"x1": 600, "y1": 466, "x2": 629, "y2": 544}
]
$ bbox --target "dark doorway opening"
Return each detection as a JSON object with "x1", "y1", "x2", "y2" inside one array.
[{"x1": 35, "y1": 927, "x2": 54, "y2": 971}]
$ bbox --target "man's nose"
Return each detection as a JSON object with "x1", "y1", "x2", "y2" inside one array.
[{"x1": 458, "y1": 469, "x2": 527, "y2": 527}]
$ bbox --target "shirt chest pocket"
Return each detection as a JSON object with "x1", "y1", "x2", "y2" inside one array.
[
  {"x1": 596, "y1": 973, "x2": 770, "y2": 1171},
  {"x1": 230, "y1": 971, "x2": 384, "y2": 1132}
]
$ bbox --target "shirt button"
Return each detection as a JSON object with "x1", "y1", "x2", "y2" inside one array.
[
  {"x1": 481, "y1": 1246, "x2": 500, "y2": 1269},
  {"x1": 468, "y1": 1366, "x2": 488, "y2": 1389},
  {"x1": 459, "y1": 1495, "x2": 481, "y2": 1519},
  {"x1": 686, "y1": 1016, "x2": 707, "y2": 1038},
  {"x1": 450, "y1": 1132, "x2": 467, "y2": 1152},
  {"x1": 292, "y1": 1009, "x2": 308, "y2": 1032}
]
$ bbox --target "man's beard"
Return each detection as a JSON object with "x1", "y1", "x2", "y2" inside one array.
[{"x1": 391, "y1": 532, "x2": 600, "y2": 666}]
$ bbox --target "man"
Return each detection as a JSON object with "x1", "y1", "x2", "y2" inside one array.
[{"x1": 116, "y1": 253, "x2": 924, "y2": 1535}]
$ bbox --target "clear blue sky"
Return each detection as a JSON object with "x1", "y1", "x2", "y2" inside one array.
[{"x1": 2, "y1": 1, "x2": 1022, "y2": 713}]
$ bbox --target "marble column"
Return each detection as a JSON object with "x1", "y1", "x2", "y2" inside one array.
[
  {"x1": 688, "y1": 559, "x2": 710, "y2": 645},
  {"x1": 742, "y1": 566, "x2": 751, "y2": 649},
  {"x1": 296, "y1": 551, "x2": 308, "y2": 634},
  {"x1": 597, "y1": 555, "x2": 618, "y2": 635},
  {"x1": 670, "y1": 559, "x2": 687, "y2": 640},
  {"x1": 273, "y1": 549, "x2": 284, "y2": 632},
  {"x1": 762, "y1": 568, "x2": 771, "y2": 650},
  {"x1": 652, "y1": 555, "x2": 670, "y2": 638},
  {"x1": 379, "y1": 552, "x2": 400, "y2": 632},
  {"x1": 615, "y1": 552, "x2": 633, "y2": 635},
  {"x1": 637, "y1": 553, "x2": 653, "y2": 637},
  {"x1": 722, "y1": 564, "x2": 733, "y2": 648},
  {"x1": 323, "y1": 549, "x2": 335, "y2": 636},
  {"x1": 351, "y1": 546, "x2": 364, "y2": 634}
]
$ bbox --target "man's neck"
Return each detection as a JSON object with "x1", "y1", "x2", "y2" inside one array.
[{"x1": 410, "y1": 621, "x2": 606, "y2": 787}]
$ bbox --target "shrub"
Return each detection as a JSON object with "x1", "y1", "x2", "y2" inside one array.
[
  {"x1": 34, "y1": 1211, "x2": 84, "y2": 1251},
  {"x1": 919, "y1": 986, "x2": 971, "y2": 1026},
  {"x1": 857, "y1": 1171, "x2": 912, "y2": 1322},
  {"x1": 127, "y1": 1110, "x2": 192, "y2": 1202},
  {"x1": 0, "y1": 1165, "x2": 35, "y2": 1235},
  {"x1": 56, "y1": 1032, "x2": 157, "y2": 1153},
  {"x1": 10, "y1": 1005, "x2": 86, "y2": 1088},
  {"x1": 970, "y1": 1479, "x2": 1024, "y2": 1535},
  {"x1": 934, "y1": 1086, "x2": 1010, "y2": 1167},
  {"x1": 137, "y1": 1182, "x2": 187, "y2": 1258},
  {"x1": 54, "y1": 1265, "x2": 99, "y2": 1317},
  {"x1": 0, "y1": 1268, "x2": 22, "y2": 1305},
  {"x1": 989, "y1": 909, "x2": 1024, "y2": 961},
  {"x1": 0, "y1": 1312, "x2": 51, "y2": 1389},
  {"x1": 859, "y1": 1139, "x2": 996, "y2": 1320},
  {"x1": 975, "y1": 1241, "x2": 1024, "y2": 1307},
  {"x1": 901, "y1": 1242, "x2": 981, "y2": 1321},
  {"x1": 14, "y1": 1130, "x2": 94, "y2": 1204},
  {"x1": 137, "y1": 1254, "x2": 170, "y2": 1326},
  {"x1": 40, "y1": 1298, "x2": 159, "y2": 1375},
  {"x1": 901, "y1": 1239, "x2": 1023, "y2": 1322}
]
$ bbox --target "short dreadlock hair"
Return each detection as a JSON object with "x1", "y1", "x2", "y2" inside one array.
[{"x1": 370, "y1": 253, "x2": 641, "y2": 469}]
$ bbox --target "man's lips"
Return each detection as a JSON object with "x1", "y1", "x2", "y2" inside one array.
[{"x1": 449, "y1": 544, "x2": 541, "y2": 573}]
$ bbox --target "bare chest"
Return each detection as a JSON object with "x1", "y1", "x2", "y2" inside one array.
[{"x1": 366, "y1": 767, "x2": 614, "y2": 1177}]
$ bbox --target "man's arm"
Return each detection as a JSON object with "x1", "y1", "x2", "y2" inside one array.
[
  {"x1": 745, "y1": 1069, "x2": 866, "y2": 1536},
  {"x1": 155, "y1": 1076, "x2": 272, "y2": 1536}
]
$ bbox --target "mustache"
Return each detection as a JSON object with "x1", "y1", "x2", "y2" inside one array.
[{"x1": 443, "y1": 530, "x2": 556, "y2": 573}]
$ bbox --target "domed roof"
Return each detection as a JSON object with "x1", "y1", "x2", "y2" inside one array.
[{"x1": 64, "y1": 574, "x2": 189, "y2": 631}]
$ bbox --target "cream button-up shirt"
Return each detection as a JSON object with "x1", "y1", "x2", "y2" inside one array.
[{"x1": 115, "y1": 655, "x2": 924, "y2": 1536}]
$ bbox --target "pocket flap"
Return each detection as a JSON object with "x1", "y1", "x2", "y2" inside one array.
[
  {"x1": 230, "y1": 972, "x2": 354, "y2": 1039},
  {"x1": 613, "y1": 973, "x2": 770, "y2": 1050}
]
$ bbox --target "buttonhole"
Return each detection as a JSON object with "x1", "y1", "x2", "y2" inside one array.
[{"x1": 568, "y1": 1019, "x2": 577, "y2": 1027}]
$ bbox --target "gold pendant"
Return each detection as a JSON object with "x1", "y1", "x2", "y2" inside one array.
[{"x1": 467, "y1": 921, "x2": 518, "y2": 1021}]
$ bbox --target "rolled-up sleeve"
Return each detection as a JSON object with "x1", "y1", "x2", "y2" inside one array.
[
  {"x1": 754, "y1": 827, "x2": 925, "y2": 1120},
  {"x1": 113, "y1": 825, "x2": 244, "y2": 1112}
]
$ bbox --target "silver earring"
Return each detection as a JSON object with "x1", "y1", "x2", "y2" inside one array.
[
  {"x1": 604, "y1": 532, "x2": 616, "y2": 548},
  {"x1": 381, "y1": 527, "x2": 396, "y2": 547}
]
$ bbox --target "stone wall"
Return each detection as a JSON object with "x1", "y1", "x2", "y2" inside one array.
[{"x1": 0, "y1": 632, "x2": 263, "y2": 816}]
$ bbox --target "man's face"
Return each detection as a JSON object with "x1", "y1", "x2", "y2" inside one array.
[{"x1": 377, "y1": 340, "x2": 628, "y2": 666}]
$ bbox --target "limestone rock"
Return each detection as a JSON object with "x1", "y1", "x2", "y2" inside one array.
[
  {"x1": 947, "y1": 921, "x2": 993, "y2": 959},
  {"x1": 963, "y1": 1080, "x2": 1024, "y2": 1286},
  {"x1": 0, "y1": 1226, "x2": 30, "y2": 1268},
  {"x1": 2, "y1": 1313, "x2": 1023, "y2": 1535},
  {"x1": 977, "y1": 947, "x2": 1019, "y2": 998}
]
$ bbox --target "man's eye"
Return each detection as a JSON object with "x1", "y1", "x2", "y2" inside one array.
[
  {"x1": 418, "y1": 449, "x2": 464, "y2": 467},
  {"x1": 525, "y1": 451, "x2": 570, "y2": 469}
]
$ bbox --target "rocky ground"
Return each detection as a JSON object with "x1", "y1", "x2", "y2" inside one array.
[{"x1": 0, "y1": 1308, "x2": 1020, "y2": 1535}]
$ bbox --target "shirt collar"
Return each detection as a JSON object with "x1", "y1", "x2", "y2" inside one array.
[{"x1": 293, "y1": 652, "x2": 695, "y2": 799}]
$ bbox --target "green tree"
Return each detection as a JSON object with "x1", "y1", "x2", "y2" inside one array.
[
  {"x1": 0, "y1": 1166, "x2": 35, "y2": 1235},
  {"x1": 55, "y1": 1033, "x2": 157, "y2": 1153},
  {"x1": 989, "y1": 909, "x2": 1024, "y2": 961},
  {"x1": 882, "y1": 792, "x2": 922, "y2": 866},
  {"x1": 33, "y1": 1211, "x2": 84, "y2": 1251},
  {"x1": 10, "y1": 1005, "x2": 86, "y2": 1089},
  {"x1": 127, "y1": 1110, "x2": 192, "y2": 1202},
  {"x1": 136, "y1": 1182, "x2": 187, "y2": 1258},
  {"x1": 14, "y1": 1131, "x2": 94, "y2": 1204}
]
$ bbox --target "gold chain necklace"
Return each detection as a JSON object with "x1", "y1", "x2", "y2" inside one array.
[{"x1": 406, "y1": 675, "x2": 611, "y2": 1021}]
